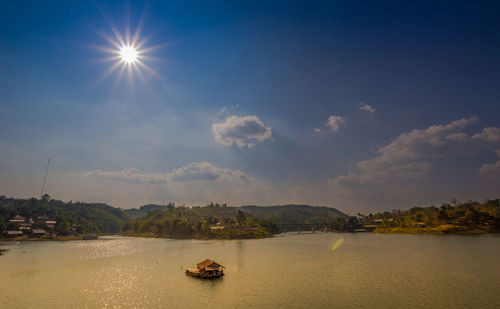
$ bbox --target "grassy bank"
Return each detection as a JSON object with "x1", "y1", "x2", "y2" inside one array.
[{"x1": 375, "y1": 224, "x2": 499, "y2": 234}]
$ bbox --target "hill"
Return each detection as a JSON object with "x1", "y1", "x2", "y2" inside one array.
[
  {"x1": 122, "y1": 203, "x2": 280, "y2": 239},
  {"x1": 240, "y1": 204, "x2": 347, "y2": 225},
  {"x1": 124, "y1": 204, "x2": 174, "y2": 219},
  {"x1": 0, "y1": 195, "x2": 130, "y2": 236},
  {"x1": 361, "y1": 199, "x2": 500, "y2": 233}
]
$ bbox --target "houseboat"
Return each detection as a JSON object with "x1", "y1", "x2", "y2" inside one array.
[{"x1": 185, "y1": 259, "x2": 225, "y2": 279}]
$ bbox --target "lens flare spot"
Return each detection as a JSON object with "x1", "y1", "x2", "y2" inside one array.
[{"x1": 331, "y1": 238, "x2": 344, "y2": 251}]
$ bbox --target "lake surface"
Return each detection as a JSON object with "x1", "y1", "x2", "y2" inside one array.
[{"x1": 1, "y1": 233, "x2": 500, "y2": 308}]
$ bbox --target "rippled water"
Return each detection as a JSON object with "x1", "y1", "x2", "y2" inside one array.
[{"x1": 1, "y1": 233, "x2": 500, "y2": 308}]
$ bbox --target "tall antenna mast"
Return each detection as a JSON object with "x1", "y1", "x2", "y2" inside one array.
[{"x1": 41, "y1": 157, "x2": 51, "y2": 198}]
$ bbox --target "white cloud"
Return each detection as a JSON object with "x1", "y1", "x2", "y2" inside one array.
[
  {"x1": 479, "y1": 149, "x2": 500, "y2": 177},
  {"x1": 359, "y1": 103, "x2": 375, "y2": 113},
  {"x1": 327, "y1": 115, "x2": 345, "y2": 132},
  {"x1": 83, "y1": 162, "x2": 282, "y2": 207},
  {"x1": 86, "y1": 162, "x2": 251, "y2": 184},
  {"x1": 472, "y1": 127, "x2": 500, "y2": 142},
  {"x1": 329, "y1": 116, "x2": 500, "y2": 193},
  {"x1": 169, "y1": 162, "x2": 250, "y2": 182},
  {"x1": 212, "y1": 115, "x2": 272, "y2": 148},
  {"x1": 85, "y1": 168, "x2": 168, "y2": 184},
  {"x1": 314, "y1": 128, "x2": 322, "y2": 134}
]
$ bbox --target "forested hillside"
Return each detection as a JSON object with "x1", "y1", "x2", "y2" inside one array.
[
  {"x1": 0, "y1": 195, "x2": 130, "y2": 235},
  {"x1": 361, "y1": 199, "x2": 500, "y2": 233},
  {"x1": 240, "y1": 204, "x2": 347, "y2": 224},
  {"x1": 124, "y1": 204, "x2": 174, "y2": 219},
  {"x1": 122, "y1": 203, "x2": 280, "y2": 239},
  {"x1": 2, "y1": 195, "x2": 499, "y2": 238}
]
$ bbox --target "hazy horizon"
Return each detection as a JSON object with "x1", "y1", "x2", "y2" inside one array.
[{"x1": 1, "y1": 1, "x2": 500, "y2": 212}]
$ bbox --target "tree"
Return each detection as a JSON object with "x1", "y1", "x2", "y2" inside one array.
[
  {"x1": 343, "y1": 216, "x2": 361, "y2": 231},
  {"x1": 236, "y1": 210, "x2": 247, "y2": 226},
  {"x1": 194, "y1": 221, "x2": 203, "y2": 233},
  {"x1": 201, "y1": 222, "x2": 211, "y2": 234},
  {"x1": 7, "y1": 222, "x2": 17, "y2": 231},
  {"x1": 56, "y1": 221, "x2": 71, "y2": 235}
]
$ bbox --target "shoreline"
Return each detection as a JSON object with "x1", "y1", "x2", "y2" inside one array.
[
  {"x1": 0, "y1": 235, "x2": 99, "y2": 242},
  {"x1": 3, "y1": 229, "x2": 499, "y2": 243},
  {"x1": 374, "y1": 226, "x2": 500, "y2": 234}
]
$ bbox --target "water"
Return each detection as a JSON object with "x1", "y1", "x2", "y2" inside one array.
[{"x1": 1, "y1": 233, "x2": 499, "y2": 308}]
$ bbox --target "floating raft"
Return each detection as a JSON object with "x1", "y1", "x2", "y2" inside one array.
[{"x1": 185, "y1": 259, "x2": 225, "y2": 279}]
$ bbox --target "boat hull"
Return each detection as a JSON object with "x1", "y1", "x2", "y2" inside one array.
[{"x1": 185, "y1": 268, "x2": 224, "y2": 279}]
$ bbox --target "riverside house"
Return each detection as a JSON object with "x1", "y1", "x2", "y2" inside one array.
[
  {"x1": 32, "y1": 229, "x2": 47, "y2": 236},
  {"x1": 45, "y1": 220, "x2": 57, "y2": 229},
  {"x1": 9, "y1": 215, "x2": 26, "y2": 224},
  {"x1": 5, "y1": 231, "x2": 23, "y2": 237}
]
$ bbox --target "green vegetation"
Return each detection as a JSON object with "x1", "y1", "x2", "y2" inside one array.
[
  {"x1": 240, "y1": 205, "x2": 347, "y2": 224},
  {"x1": 360, "y1": 199, "x2": 500, "y2": 234},
  {"x1": 0, "y1": 195, "x2": 130, "y2": 236},
  {"x1": 121, "y1": 203, "x2": 280, "y2": 239},
  {"x1": 1, "y1": 195, "x2": 499, "y2": 241},
  {"x1": 124, "y1": 204, "x2": 174, "y2": 219}
]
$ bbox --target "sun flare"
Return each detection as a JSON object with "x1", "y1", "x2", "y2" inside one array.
[
  {"x1": 96, "y1": 18, "x2": 164, "y2": 86},
  {"x1": 119, "y1": 45, "x2": 138, "y2": 64}
]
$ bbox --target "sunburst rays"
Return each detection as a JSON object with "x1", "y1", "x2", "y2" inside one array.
[{"x1": 94, "y1": 13, "x2": 164, "y2": 89}]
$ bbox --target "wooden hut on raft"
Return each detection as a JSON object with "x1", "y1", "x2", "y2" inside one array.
[{"x1": 185, "y1": 259, "x2": 225, "y2": 279}]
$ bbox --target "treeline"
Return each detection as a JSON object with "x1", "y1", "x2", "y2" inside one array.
[
  {"x1": 0, "y1": 195, "x2": 130, "y2": 235},
  {"x1": 360, "y1": 199, "x2": 500, "y2": 233},
  {"x1": 124, "y1": 204, "x2": 175, "y2": 219},
  {"x1": 122, "y1": 202, "x2": 281, "y2": 239},
  {"x1": 240, "y1": 205, "x2": 346, "y2": 224},
  {"x1": 2, "y1": 196, "x2": 500, "y2": 238}
]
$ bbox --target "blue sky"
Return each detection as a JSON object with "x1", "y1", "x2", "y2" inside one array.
[{"x1": 1, "y1": 0, "x2": 500, "y2": 212}]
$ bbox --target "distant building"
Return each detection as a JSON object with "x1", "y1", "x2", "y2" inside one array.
[
  {"x1": 46, "y1": 220, "x2": 57, "y2": 229},
  {"x1": 32, "y1": 229, "x2": 47, "y2": 236},
  {"x1": 9, "y1": 215, "x2": 26, "y2": 224},
  {"x1": 5, "y1": 231, "x2": 23, "y2": 237},
  {"x1": 210, "y1": 226, "x2": 225, "y2": 230}
]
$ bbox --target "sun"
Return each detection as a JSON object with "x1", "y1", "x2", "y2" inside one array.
[
  {"x1": 95, "y1": 17, "x2": 164, "y2": 86},
  {"x1": 119, "y1": 45, "x2": 138, "y2": 64}
]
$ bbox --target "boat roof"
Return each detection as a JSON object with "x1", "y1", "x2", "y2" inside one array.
[{"x1": 197, "y1": 259, "x2": 224, "y2": 269}]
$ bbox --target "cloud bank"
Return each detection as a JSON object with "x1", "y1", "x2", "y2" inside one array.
[
  {"x1": 479, "y1": 149, "x2": 500, "y2": 177},
  {"x1": 212, "y1": 115, "x2": 272, "y2": 148},
  {"x1": 84, "y1": 162, "x2": 280, "y2": 207},
  {"x1": 170, "y1": 162, "x2": 250, "y2": 182},
  {"x1": 86, "y1": 162, "x2": 251, "y2": 184},
  {"x1": 85, "y1": 168, "x2": 168, "y2": 184},
  {"x1": 329, "y1": 117, "x2": 500, "y2": 201}
]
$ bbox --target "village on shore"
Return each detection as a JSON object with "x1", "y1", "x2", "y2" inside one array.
[
  {"x1": 4, "y1": 214, "x2": 69, "y2": 238},
  {"x1": 1, "y1": 196, "x2": 500, "y2": 242}
]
